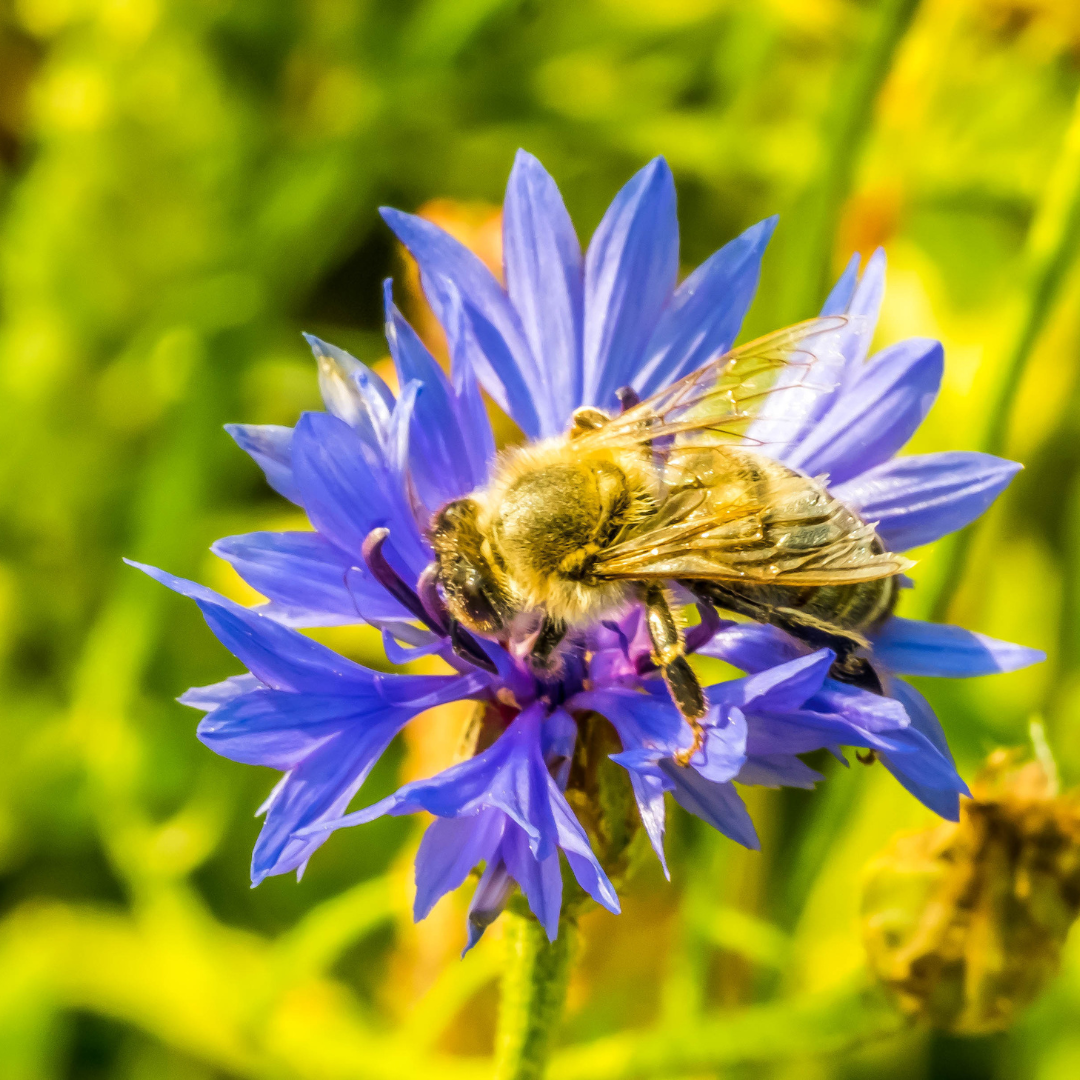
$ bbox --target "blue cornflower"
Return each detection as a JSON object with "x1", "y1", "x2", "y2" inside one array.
[{"x1": 132, "y1": 151, "x2": 1042, "y2": 946}]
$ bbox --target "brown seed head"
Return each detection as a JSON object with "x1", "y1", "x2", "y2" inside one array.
[{"x1": 861, "y1": 748, "x2": 1080, "y2": 1034}]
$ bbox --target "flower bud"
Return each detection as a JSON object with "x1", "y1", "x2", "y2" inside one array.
[{"x1": 862, "y1": 748, "x2": 1080, "y2": 1034}]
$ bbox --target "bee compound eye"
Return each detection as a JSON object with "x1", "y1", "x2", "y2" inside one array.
[
  {"x1": 461, "y1": 582, "x2": 505, "y2": 633},
  {"x1": 442, "y1": 566, "x2": 504, "y2": 633}
]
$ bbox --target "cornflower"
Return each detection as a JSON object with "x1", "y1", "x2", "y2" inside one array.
[{"x1": 132, "y1": 151, "x2": 1041, "y2": 947}]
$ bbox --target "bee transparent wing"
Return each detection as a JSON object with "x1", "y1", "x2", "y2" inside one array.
[
  {"x1": 576, "y1": 316, "x2": 853, "y2": 451},
  {"x1": 592, "y1": 467, "x2": 911, "y2": 586}
]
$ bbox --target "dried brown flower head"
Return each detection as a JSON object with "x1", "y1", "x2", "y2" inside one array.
[{"x1": 862, "y1": 747, "x2": 1080, "y2": 1034}]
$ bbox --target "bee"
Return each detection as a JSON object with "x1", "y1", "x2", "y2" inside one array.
[{"x1": 427, "y1": 317, "x2": 910, "y2": 756}]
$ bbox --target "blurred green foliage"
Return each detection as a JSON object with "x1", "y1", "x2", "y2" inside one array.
[{"x1": 2, "y1": 0, "x2": 1080, "y2": 1077}]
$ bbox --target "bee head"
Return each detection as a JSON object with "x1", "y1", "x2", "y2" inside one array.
[{"x1": 429, "y1": 498, "x2": 515, "y2": 635}]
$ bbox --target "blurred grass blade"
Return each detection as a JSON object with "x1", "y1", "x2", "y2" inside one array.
[
  {"x1": 405, "y1": 0, "x2": 518, "y2": 65},
  {"x1": 775, "y1": 0, "x2": 923, "y2": 322},
  {"x1": 692, "y1": 905, "x2": 791, "y2": 971},
  {"x1": 550, "y1": 978, "x2": 905, "y2": 1080},
  {"x1": 401, "y1": 938, "x2": 502, "y2": 1050},
  {"x1": 273, "y1": 875, "x2": 396, "y2": 981},
  {"x1": 932, "y1": 82, "x2": 1080, "y2": 622}
]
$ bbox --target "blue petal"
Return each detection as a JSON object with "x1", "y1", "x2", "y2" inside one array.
[
  {"x1": 542, "y1": 707, "x2": 578, "y2": 790},
  {"x1": 414, "y1": 809, "x2": 504, "y2": 921},
  {"x1": 810, "y1": 249, "x2": 886, "y2": 403},
  {"x1": 719, "y1": 650, "x2": 833, "y2": 712},
  {"x1": 373, "y1": 670, "x2": 491, "y2": 709},
  {"x1": 737, "y1": 754, "x2": 823, "y2": 789},
  {"x1": 877, "y1": 727, "x2": 967, "y2": 821},
  {"x1": 820, "y1": 253, "x2": 860, "y2": 316},
  {"x1": 889, "y1": 677, "x2": 953, "y2": 760},
  {"x1": 785, "y1": 337, "x2": 943, "y2": 484},
  {"x1": 838, "y1": 248, "x2": 886, "y2": 369},
  {"x1": 610, "y1": 756, "x2": 670, "y2": 877},
  {"x1": 502, "y1": 150, "x2": 584, "y2": 431},
  {"x1": 741, "y1": 318, "x2": 869, "y2": 459},
  {"x1": 304, "y1": 334, "x2": 394, "y2": 448},
  {"x1": 127, "y1": 561, "x2": 376, "y2": 693},
  {"x1": 317, "y1": 703, "x2": 560, "y2": 858},
  {"x1": 875, "y1": 676, "x2": 969, "y2": 820},
  {"x1": 660, "y1": 763, "x2": 760, "y2": 849},
  {"x1": 251, "y1": 721, "x2": 404, "y2": 884},
  {"x1": 197, "y1": 688, "x2": 389, "y2": 769},
  {"x1": 383, "y1": 283, "x2": 488, "y2": 509},
  {"x1": 378, "y1": 624, "x2": 447, "y2": 665},
  {"x1": 742, "y1": 251, "x2": 884, "y2": 460},
  {"x1": 179, "y1": 673, "x2": 262, "y2": 711},
  {"x1": 755, "y1": 257, "x2": 885, "y2": 457},
  {"x1": 582, "y1": 158, "x2": 678, "y2": 410},
  {"x1": 228, "y1": 674, "x2": 479, "y2": 884},
  {"x1": 502, "y1": 821, "x2": 564, "y2": 941},
  {"x1": 746, "y1": 252, "x2": 885, "y2": 460},
  {"x1": 291, "y1": 410, "x2": 429, "y2": 577},
  {"x1": 465, "y1": 854, "x2": 514, "y2": 954},
  {"x1": 570, "y1": 687, "x2": 690, "y2": 753},
  {"x1": 380, "y1": 207, "x2": 544, "y2": 439},
  {"x1": 634, "y1": 216, "x2": 777, "y2": 397},
  {"x1": 444, "y1": 285, "x2": 497, "y2": 481},
  {"x1": 832, "y1": 452, "x2": 1022, "y2": 552},
  {"x1": 225, "y1": 424, "x2": 300, "y2": 504},
  {"x1": 212, "y1": 531, "x2": 408, "y2": 626},
  {"x1": 551, "y1": 787, "x2": 620, "y2": 914},
  {"x1": 873, "y1": 617, "x2": 1045, "y2": 678},
  {"x1": 743, "y1": 708, "x2": 900, "y2": 758},
  {"x1": 878, "y1": 766, "x2": 961, "y2": 819},
  {"x1": 805, "y1": 679, "x2": 911, "y2": 734},
  {"x1": 693, "y1": 706, "x2": 747, "y2": 783},
  {"x1": 698, "y1": 621, "x2": 804, "y2": 673},
  {"x1": 299, "y1": 702, "x2": 607, "y2": 920},
  {"x1": 542, "y1": 707, "x2": 578, "y2": 767}
]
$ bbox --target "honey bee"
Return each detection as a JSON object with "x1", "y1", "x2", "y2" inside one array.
[{"x1": 428, "y1": 317, "x2": 910, "y2": 755}]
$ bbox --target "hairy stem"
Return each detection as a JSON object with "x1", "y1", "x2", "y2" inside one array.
[
  {"x1": 931, "y1": 85, "x2": 1080, "y2": 622},
  {"x1": 493, "y1": 912, "x2": 577, "y2": 1080}
]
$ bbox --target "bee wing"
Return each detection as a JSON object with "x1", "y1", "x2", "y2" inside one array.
[
  {"x1": 592, "y1": 467, "x2": 911, "y2": 586},
  {"x1": 575, "y1": 315, "x2": 857, "y2": 451}
]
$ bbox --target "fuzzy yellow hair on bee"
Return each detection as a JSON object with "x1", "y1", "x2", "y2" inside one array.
[{"x1": 426, "y1": 318, "x2": 910, "y2": 759}]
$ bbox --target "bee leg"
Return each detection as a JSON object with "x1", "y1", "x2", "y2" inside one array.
[
  {"x1": 828, "y1": 653, "x2": 885, "y2": 695},
  {"x1": 529, "y1": 615, "x2": 567, "y2": 673},
  {"x1": 641, "y1": 584, "x2": 707, "y2": 764},
  {"x1": 685, "y1": 581, "x2": 884, "y2": 696}
]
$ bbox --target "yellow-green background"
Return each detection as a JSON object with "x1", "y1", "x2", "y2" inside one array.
[{"x1": 1, "y1": 0, "x2": 1079, "y2": 1077}]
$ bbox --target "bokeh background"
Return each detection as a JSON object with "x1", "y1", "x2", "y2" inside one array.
[{"x1": 2, "y1": 0, "x2": 1080, "y2": 1077}]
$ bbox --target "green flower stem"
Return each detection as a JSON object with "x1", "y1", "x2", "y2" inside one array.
[
  {"x1": 493, "y1": 911, "x2": 577, "y2": 1080},
  {"x1": 931, "y1": 85, "x2": 1080, "y2": 622}
]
